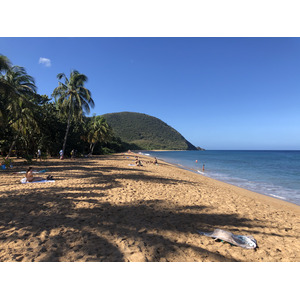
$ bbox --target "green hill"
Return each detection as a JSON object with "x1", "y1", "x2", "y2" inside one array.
[{"x1": 102, "y1": 112, "x2": 198, "y2": 150}]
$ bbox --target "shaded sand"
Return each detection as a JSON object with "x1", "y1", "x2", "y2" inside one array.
[{"x1": 0, "y1": 153, "x2": 299, "y2": 262}]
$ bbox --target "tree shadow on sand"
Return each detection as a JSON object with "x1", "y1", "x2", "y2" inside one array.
[{"x1": 0, "y1": 163, "x2": 291, "y2": 262}]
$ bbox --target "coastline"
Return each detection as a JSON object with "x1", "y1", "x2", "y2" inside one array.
[
  {"x1": 138, "y1": 150, "x2": 300, "y2": 207},
  {"x1": 141, "y1": 153, "x2": 300, "y2": 210},
  {"x1": 163, "y1": 160, "x2": 299, "y2": 209},
  {"x1": 0, "y1": 153, "x2": 299, "y2": 262}
]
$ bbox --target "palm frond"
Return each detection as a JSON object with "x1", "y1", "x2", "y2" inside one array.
[{"x1": 0, "y1": 55, "x2": 12, "y2": 73}]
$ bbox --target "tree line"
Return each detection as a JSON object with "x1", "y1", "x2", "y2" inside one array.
[{"x1": 0, "y1": 54, "x2": 125, "y2": 164}]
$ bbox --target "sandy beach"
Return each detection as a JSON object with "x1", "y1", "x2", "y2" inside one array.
[{"x1": 0, "y1": 153, "x2": 299, "y2": 262}]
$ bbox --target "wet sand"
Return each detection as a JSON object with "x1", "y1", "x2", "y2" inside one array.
[{"x1": 0, "y1": 153, "x2": 299, "y2": 262}]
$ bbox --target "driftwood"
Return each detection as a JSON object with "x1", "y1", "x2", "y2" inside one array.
[{"x1": 197, "y1": 228, "x2": 258, "y2": 249}]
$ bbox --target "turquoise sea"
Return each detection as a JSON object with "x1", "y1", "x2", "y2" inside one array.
[{"x1": 139, "y1": 150, "x2": 300, "y2": 206}]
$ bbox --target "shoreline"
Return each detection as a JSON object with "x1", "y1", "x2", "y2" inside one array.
[
  {"x1": 0, "y1": 153, "x2": 299, "y2": 262},
  {"x1": 137, "y1": 150, "x2": 300, "y2": 207},
  {"x1": 166, "y1": 161, "x2": 300, "y2": 209},
  {"x1": 137, "y1": 152, "x2": 300, "y2": 211}
]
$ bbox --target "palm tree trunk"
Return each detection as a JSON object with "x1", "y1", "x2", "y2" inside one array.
[
  {"x1": 62, "y1": 110, "x2": 72, "y2": 156},
  {"x1": 89, "y1": 143, "x2": 95, "y2": 156},
  {"x1": 6, "y1": 131, "x2": 20, "y2": 159},
  {"x1": 91, "y1": 143, "x2": 95, "y2": 155}
]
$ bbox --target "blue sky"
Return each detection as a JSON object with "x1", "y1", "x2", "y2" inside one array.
[{"x1": 1, "y1": 37, "x2": 300, "y2": 150}]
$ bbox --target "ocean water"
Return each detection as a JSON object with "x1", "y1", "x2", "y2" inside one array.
[{"x1": 139, "y1": 150, "x2": 300, "y2": 206}]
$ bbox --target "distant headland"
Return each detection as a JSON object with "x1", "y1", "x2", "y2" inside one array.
[{"x1": 102, "y1": 111, "x2": 204, "y2": 151}]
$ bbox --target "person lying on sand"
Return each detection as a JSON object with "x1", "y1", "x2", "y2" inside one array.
[{"x1": 25, "y1": 167, "x2": 53, "y2": 182}]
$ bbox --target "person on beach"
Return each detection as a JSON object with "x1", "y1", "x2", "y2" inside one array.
[
  {"x1": 71, "y1": 149, "x2": 75, "y2": 160},
  {"x1": 37, "y1": 149, "x2": 41, "y2": 161},
  {"x1": 135, "y1": 156, "x2": 143, "y2": 166},
  {"x1": 202, "y1": 164, "x2": 205, "y2": 171},
  {"x1": 59, "y1": 149, "x2": 63, "y2": 160},
  {"x1": 153, "y1": 157, "x2": 158, "y2": 165},
  {"x1": 25, "y1": 167, "x2": 53, "y2": 182}
]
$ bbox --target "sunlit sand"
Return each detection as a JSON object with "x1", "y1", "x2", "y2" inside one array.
[{"x1": 0, "y1": 153, "x2": 299, "y2": 262}]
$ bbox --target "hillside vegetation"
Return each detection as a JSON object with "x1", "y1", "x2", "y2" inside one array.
[{"x1": 102, "y1": 112, "x2": 198, "y2": 150}]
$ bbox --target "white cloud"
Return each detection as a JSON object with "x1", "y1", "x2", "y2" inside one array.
[{"x1": 39, "y1": 57, "x2": 51, "y2": 67}]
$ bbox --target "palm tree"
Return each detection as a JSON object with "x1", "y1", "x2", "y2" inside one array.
[
  {"x1": 0, "y1": 54, "x2": 11, "y2": 73},
  {"x1": 87, "y1": 116, "x2": 112, "y2": 155},
  {"x1": 1, "y1": 66, "x2": 37, "y2": 121},
  {"x1": 7, "y1": 96, "x2": 39, "y2": 155},
  {"x1": 2, "y1": 66, "x2": 38, "y2": 158},
  {"x1": 0, "y1": 55, "x2": 12, "y2": 124},
  {"x1": 52, "y1": 70, "x2": 94, "y2": 156},
  {"x1": 4, "y1": 66, "x2": 36, "y2": 101}
]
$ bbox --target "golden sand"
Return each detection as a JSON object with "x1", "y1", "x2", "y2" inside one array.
[{"x1": 0, "y1": 153, "x2": 299, "y2": 262}]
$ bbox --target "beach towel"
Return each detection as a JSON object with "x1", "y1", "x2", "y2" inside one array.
[
  {"x1": 17, "y1": 169, "x2": 48, "y2": 174},
  {"x1": 197, "y1": 228, "x2": 258, "y2": 249},
  {"x1": 37, "y1": 169, "x2": 48, "y2": 173},
  {"x1": 20, "y1": 178, "x2": 55, "y2": 184}
]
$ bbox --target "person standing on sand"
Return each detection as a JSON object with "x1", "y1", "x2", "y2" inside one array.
[
  {"x1": 59, "y1": 149, "x2": 63, "y2": 160},
  {"x1": 37, "y1": 149, "x2": 41, "y2": 161}
]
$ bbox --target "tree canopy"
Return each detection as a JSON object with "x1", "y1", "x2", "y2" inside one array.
[
  {"x1": 0, "y1": 55, "x2": 113, "y2": 161},
  {"x1": 52, "y1": 70, "x2": 95, "y2": 156}
]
